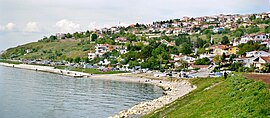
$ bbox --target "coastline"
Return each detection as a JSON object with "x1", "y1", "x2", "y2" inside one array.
[{"x1": 0, "y1": 62, "x2": 196, "y2": 117}]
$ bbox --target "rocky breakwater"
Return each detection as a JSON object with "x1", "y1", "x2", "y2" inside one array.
[{"x1": 110, "y1": 80, "x2": 196, "y2": 118}]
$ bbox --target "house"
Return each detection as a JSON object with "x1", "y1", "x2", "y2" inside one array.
[
  {"x1": 95, "y1": 44, "x2": 110, "y2": 57},
  {"x1": 233, "y1": 57, "x2": 257, "y2": 67},
  {"x1": 225, "y1": 46, "x2": 239, "y2": 55},
  {"x1": 254, "y1": 34, "x2": 268, "y2": 41},
  {"x1": 246, "y1": 51, "x2": 270, "y2": 57},
  {"x1": 25, "y1": 49, "x2": 32, "y2": 54},
  {"x1": 212, "y1": 27, "x2": 224, "y2": 33},
  {"x1": 240, "y1": 35, "x2": 253, "y2": 44},
  {"x1": 88, "y1": 53, "x2": 96, "y2": 60},
  {"x1": 160, "y1": 39, "x2": 169, "y2": 45},
  {"x1": 98, "y1": 59, "x2": 110, "y2": 65},
  {"x1": 206, "y1": 45, "x2": 229, "y2": 56},
  {"x1": 56, "y1": 33, "x2": 65, "y2": 39},
  {"x1": 253, "y1": 56, "x2": 270, "y2": 69},
  {"x1": 167, "y1": 42, "x2": 176, "y2": 47},
  {"x1": 188, "y1": 65, "x2": 209, "y2": 70},
  {"x1": 172, "y1": 55, "x2": 196, "y2": 63},
  {"x1": 113, "y1": 45, "x2": 128, "y2": 54},
  {"x1": 261, "y1": 40, "x2": 270, "y2": 50},
  {"x1": 115, "y1": 37, "x2": 128, "y2": 43}
]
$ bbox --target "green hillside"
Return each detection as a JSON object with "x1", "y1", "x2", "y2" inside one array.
[
  {"x1": 1, "y1": 38, "x2": 94, "y2": 61},
  {"x1": 144, "y1": 74, "x2": 270, "y2": 118}
]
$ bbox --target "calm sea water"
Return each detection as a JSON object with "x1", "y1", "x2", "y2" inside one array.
[{"x1": 0, "y1": 66, "x2": 163, "y2": 118}]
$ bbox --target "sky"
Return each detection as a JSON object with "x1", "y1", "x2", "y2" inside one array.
[{"x1": 0, "y1": 0, "x2": 270, "y2": 51}]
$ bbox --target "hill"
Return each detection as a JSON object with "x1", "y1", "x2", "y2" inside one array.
[
  {"x1": 1, "y1": 38, "x2": 94, "y2": 61},
  {"x1": 143, "y1": 74, "x2": 270, "y2": 118}
]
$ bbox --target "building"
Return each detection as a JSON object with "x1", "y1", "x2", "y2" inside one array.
[
  {"x1": 225, "y1": 46, "x2": 239, "y2": 55},
  {"x1": 233, "y1": 57, "x2": 257, "y2": 67},
  {"x1": 253, "y1": 56, "x2": 270, "y2": 69},
  {"x1": 95, "y1": 44, "x2": 110, "y2": 57},
  {"x1": 246, "y1": 51, "x2": 270, "y2": 57},
  {"x1": 206, "y1": 45, "x2": 229, "y2": 56},
  {"x1": 88, "y1": 53, "x2": 96, "y2": 60},
  {"x1": 115, "y1": 37, "x2": 128, "y2": 43},
  {"x1": 212, "y1": 27, "x2": 224, "y2": 33}
]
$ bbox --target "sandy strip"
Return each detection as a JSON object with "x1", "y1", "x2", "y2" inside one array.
[{"x1": 0, "y1": 62, "x2": 196, "y2": 118}]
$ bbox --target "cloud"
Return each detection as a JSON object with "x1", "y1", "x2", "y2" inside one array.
[
  {"x1": 55, "y1": 19, "x2": 80, "y2": 33},
  {"x1": 87, "y1": 22, "x2": 100, "y2": 30},
  {"x1": 0, "y1": 22, "x2": 16, "y2": 31},
  {"x1": 119, "y1": 22, "x2": 130, "y2": 27},
  {"x1": 24, "y1": 22, "x2": 40, "y2": 32}
]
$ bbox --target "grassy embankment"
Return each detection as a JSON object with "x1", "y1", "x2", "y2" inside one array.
[
  {"x1": 55, "y1": 66, "x2": 127, "y2": 74},
  {"x1": 143, "y1": 74, "x2": 270, "y2": 118}
]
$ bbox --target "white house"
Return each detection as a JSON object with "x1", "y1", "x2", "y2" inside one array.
[
  {"x1": 98, "y1": 59, "x2": 110, "y2": 65},
  {"x1": 88, "y1": 53, "x2": 96, "y2": 60},
  {"x1": 246, "y1": 51, "x2": 270, "y2": 57},
  {"x1": 240, "y1": 35, "x2": 253, "y2": 44},
  {"x1": 114, "y1": 45, "x2": 128, "y2": 54},
  {"x1": 115, "y1": 37, "x2": 128, "y2": 43},
  {"x1": 212, "y1": 27, "x2": 224, "y2": 33},
  {"x1": 95, "y1": 44, "x2": 110, "y2": 57},
  {"x1": 253, "y1": 56, "x2": 270, "y2": 69},
  {"x1": 233, "y1": 57, "x2": 257, "y2": 68}
]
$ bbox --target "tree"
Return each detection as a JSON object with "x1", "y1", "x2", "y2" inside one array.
[
  {"x1": 73, "y1": 32, "x2": 80, "y2": 39},
  {"x1": 221, "y1": 52, "x2": 226, "y2": 62},
  {"x1": 233, "y1": 28, "x2": 244, "y2": 37},
  {"x1": 157, "y1": 54, "x2": 163, "y2": 71},
  {"x1": 179, "y1": 43, "x2": 192, "y2": 55},
  {"x1": 74, "y1": 57, "x2": 81, "y2": 63},
  {"x1": 179, "y1": 59, "x2": 188, "y2": 70},
  {"x1": 85, "y1": 30, "x2": 90, "y2": 37},
  {"x1": 194, "y1": 57, "x2": 211, "y2": 65},
  {"x1": 66, "y1": 33, "x2": 72, "y2": 38},
  {"x1": 91, "y1": 33, "x2": 98, "y2": 41},
  {"x1": 83, "y1": 57, "x2": 90, "y2": 63},
  {"x1": 213, "y1": 55, "x2": 222, "y2": 65},
  {"x1": 221, "y1": 36, "x2": 230, "y2": 45},
  {"x1": 128, "y1": 60, "x2": 139, "y2": 69},
  {"x1": 49, "y1": 35, "x2": 57, "y2": 41},
  {"x1": 246, "y1": 25, "x2": 260, "y2": 34}
]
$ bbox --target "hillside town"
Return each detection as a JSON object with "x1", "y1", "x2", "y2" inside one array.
[{"x1": 1, "y1": 12, "x2": 270, "y2": 78}]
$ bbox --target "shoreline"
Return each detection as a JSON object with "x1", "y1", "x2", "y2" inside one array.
[{"x1": 0, "y1": 62, "x2": 196, "y2": 117}]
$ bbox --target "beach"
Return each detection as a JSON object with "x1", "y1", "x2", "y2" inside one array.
[{"x1": 0, "y1": 62, "x2": 196, "y2": 117}]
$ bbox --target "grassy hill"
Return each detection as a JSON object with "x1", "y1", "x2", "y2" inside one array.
[
  {"x1": 1, "y1": 38, "x2": 94, "y2": 61},
  {"x1": 144, "y1": 74, "x2": 270, "y2": 118}
]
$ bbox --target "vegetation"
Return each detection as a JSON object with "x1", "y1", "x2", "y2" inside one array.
[
  {"x1": 194, "y1": 57, "x2": 211, "y2": 65},
  {"x1": 144, "y1": 74, "x2": 270, "y2": 118}
]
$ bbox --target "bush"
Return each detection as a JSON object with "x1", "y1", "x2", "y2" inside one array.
[{"x1": 194, "y1": 57, "x2": 211, "y2": 65}]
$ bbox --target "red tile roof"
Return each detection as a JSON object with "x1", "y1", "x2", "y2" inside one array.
[{"x1": 261, "y1": 57, "x2": 270, "y2": 63}]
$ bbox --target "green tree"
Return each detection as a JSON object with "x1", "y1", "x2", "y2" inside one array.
[
  {"x1": 179, "y1": 43, "x2": 192, "y2": 55},
  {"x1": 233, "y1": 28, "x2": 244, "y2": 37},
  {"x1": 85, "y1": 30, "x2": 90, "y2": 37},
  {"x1": 66, "y1": 33, "x2": 72, "y2": 38},
  {"x1": 91, "y1": 33, "x2": 98, "y2": 41},
  {"x1": 157, "y1": 54, "x2": 163, "y2": 71},
  {"x1": 128, "y1": 60, "x2": 139, "y2": 69},
  {"x1": 194, "y1": 57, "x2": 211, "y2": 65},
  {"x1": 74, "y1": 57, "x2": 81, "y2": 63},
  {"x1": 221, "y1": 36, "x2": 230, "y2": 45}
]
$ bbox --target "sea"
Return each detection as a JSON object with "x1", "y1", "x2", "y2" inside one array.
[{"x1": 0, "y1": 66, "x2": 163, "y2": 118}]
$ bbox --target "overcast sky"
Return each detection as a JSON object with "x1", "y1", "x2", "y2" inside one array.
[{"x1": 0, "y1": 0, "x2": 269, "y2": 51}]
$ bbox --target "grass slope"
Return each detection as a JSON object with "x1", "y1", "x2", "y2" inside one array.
[
  {"x1": 1, "y1": 39, "x2": 94, "y2": 60},
  {"x1": 144, "y1": 74, "x2": 270, "y2": 118}
]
